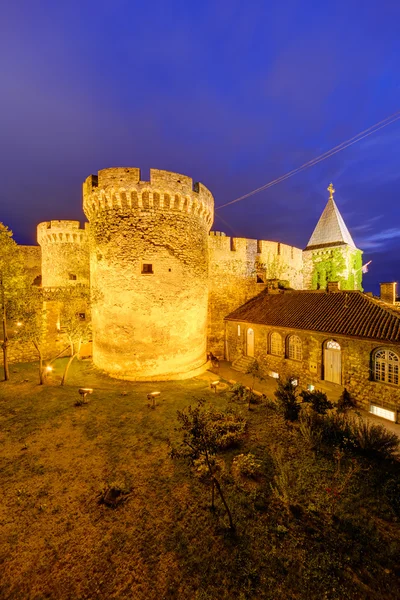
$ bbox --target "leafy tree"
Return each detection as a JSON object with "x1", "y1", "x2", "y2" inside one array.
[
  {"x1": 245, "y1": 359, "x2": 265, "y2": 410},
  {"x1": 0, "y1": 223, "x2": 26, "y2": 380},
  {"x1": 171, "y1": 401, "x2": 239, "y2": 531},
  {"x1": 56, "y1": 286, "x2": 91, "y2": 385},
  {"x1": 14, "y1": 287, "x2": 48, "y2": 384},
  {"x1": 274, "y1": 377, "x2": 301, "y2": 421}
]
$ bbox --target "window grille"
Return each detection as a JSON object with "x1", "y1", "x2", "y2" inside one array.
[
  {"x1": 374, "y1": 349, "x2": 399, "y2": 385},
  {"x1": 288, "y1": 335, "x2": 302, "y2": 361},
  {"x1": 270, "y1": 332, "x2": 282, "y2": 356}
]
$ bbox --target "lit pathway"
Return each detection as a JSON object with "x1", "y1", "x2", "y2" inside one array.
[{"x1": 200, "y1": 361, "x2": 400, "y2": 438}]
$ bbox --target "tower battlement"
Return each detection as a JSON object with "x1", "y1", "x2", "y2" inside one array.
[
  {"x1": 83, "y1": 167, "x2": 214, "y2": 228},
  {"x1": 37, "y1": 221, "x2": 88, "y2": 245}
]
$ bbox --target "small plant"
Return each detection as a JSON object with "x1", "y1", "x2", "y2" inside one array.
[
  {"x1": 300, "y1": 389, "x2": 333, "y2": 415},
  {"x1": 229, "y1": 383, "x2": 247, "y2": 402},
  {"x1": 98, "y1": 482, "x2": 132, "y2": 508},
  {"x1": 245, "y1": 360, "x2": 266, "y2": 410},
  {"x1": 299, "y1": 410, "x2": 323, "y2": 452},
  {"x1": 274, "y1": 377, "x2": 301, "y2": 421},
  {"x1": 337, "y1": 388, "x2": 357, "y2": 412},
  {"x1": 232, "y1": 453, "x2": 262, "y2": 479},
  {"x1": 270, "y1": 445, "x2": 296, "y2": 514},
  {"x1": 350, "y1": 418, "x2": 400, "y2": 459},
  {"x1": 74, "y1": 397, "x2": 87, "y2": 407}
]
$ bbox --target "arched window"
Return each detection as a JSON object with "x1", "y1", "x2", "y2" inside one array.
[
  {"x1": 326, "y1": 340, "x2": 341, "y2": 350},
  {"x1": 374, "y1": 349, "x2": 399, "y2": 385},
  {"x1": 288, "y1": 335, "x2": 302, "y2": 361},
  {"x1": 270, "y1": 332, "x2": 282, "y2": 356}
]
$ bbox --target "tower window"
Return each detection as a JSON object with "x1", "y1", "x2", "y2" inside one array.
[
  {"x1": 69, "y1": 274, "x2": 77, "y2": 280},
  {"x1": 142, "y1": 264, "x2": 153, "y2": 274}
]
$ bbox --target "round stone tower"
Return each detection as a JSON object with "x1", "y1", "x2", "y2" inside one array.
[
  {"x1": 37, "y1": 220, "x2": 89, "y2": 287},
  {"x1": 83, "y1": 167, "x2": 214, "y2": 381}
]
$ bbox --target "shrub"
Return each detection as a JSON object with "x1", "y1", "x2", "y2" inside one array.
[
  {"x1": 193, "y1": 456, "x2": 225, "y2": 481},
  {"x1": 300, "y1": 389, "x2": 333, "y2": 415},
  {"x1": 383, "y1": 475, "x2": 400, "y2": 516},
  {"x1": 350, "y1": 418, "x2": 400, "y2": 460},
  {"x1": 203, "y1": 408, "x2": 247, "y2": 450},
  {"x1": 337, "y1": 388, "x2": 357, "y2": 412},
  {"x1": 274, "y1": 377, "x2": 301, "y2": 421},
  {"x1": 232, "y1": 453, "x2": 262, "y2": 479},
  {"x1": 318, "y1": 412, "x2": 355, "y2": 448},
  {"x1": 244, "y1": 389, "x2": 263, "y2": 405},
  {"x1": 299, "y1": 409, "x2": 323, "y2": 451},
  {"x1": 229, "y1": 383, "x2": 247, "y2": 402}
]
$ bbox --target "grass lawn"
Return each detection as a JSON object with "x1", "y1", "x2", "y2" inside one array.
[{"x1": 0, "y1": 359, "x2": 399, "y2": 600}]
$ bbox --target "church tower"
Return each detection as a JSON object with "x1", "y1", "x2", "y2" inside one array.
[{"x1": 303, "y1": 183, "x2": 363, "y2": 290}]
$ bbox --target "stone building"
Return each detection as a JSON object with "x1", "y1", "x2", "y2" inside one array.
[
  {"x1": 225, "y1": 285, "x2": 400, "y2": 420},
  {"x1": 303, "y1": 183, "x2": 363, "y2": 291},
  {"x1": 5, "y1": 168, "x2": 381, "y2": 395}
]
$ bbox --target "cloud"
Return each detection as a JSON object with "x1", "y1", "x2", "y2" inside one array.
[{"x1": 357, "y1": 227, "x2": 400, "y2": 251}]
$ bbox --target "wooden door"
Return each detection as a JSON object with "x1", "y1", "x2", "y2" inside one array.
[
  {"x1": 324, "y1": 348, "x2": 341, "y2": 384},
  {"x1": 247, "y1": 328, "x2": 254, "y2": 357}
]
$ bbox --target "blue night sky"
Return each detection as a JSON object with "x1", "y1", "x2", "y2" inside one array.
[{"x1": 1, "y1": 0, "x2": 399, "y2": 294}]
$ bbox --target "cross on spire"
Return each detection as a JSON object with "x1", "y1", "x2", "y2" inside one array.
[{"x1": 327, "y1": 182, "x2": 335, "y2": 200}]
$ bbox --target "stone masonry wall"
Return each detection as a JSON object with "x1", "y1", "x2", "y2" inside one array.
[
  {"x1": 226, "y1": 320, "x2": 400, "y2": 413},
  {"x1": 208, "y1": 234, "x2": 303, "y2": 356},
  {"x1": 37, "y1": 220, "x2": 90, "y2": 288},
  {"x1": 83, "y1": 167, "x2": 213, "y2": 381}
]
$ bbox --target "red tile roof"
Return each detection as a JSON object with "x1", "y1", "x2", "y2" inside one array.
[{"x1": 225, "y1": 291, "x2": 400, "y2": 342}]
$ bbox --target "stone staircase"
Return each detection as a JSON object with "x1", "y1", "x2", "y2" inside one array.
[{"x1": 231, "y1": 355, "x2": 255, "y2": 373}]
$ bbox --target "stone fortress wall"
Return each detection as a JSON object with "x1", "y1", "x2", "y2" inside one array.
[
  {"x1": 208, "y1": 233, "x2": 303, "y2": 355},
  {"x1": 83, "y1": 167, "x2": 214, "y2": 380},
  {"x1": 37, "y1": 220, "x2": 90, "y2": 288},
  {"x1": 7, "y1": 167, "x2": 305, "y2": 376}
]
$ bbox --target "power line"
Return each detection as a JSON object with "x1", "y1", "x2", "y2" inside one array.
[{"x1": 216, "y1": 109, "x2": 400, "y2": 210}]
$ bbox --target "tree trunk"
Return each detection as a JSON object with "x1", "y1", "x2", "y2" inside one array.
[
  {"x1": 1, "y1": 289, "x2": 9, "y2": 381},
  {"x1": 61, "y1": 353, "x2": 77, "y2": 386},
  {"x1": 34, "y1": 342, "x2": 44, "y2": 385},
  {"x1": 213, "y1": 476, "x2": 235, "y2": 531}
]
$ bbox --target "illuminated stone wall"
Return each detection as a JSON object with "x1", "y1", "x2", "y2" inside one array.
[
  {"x1": 37, "y1": 220, "x2": 90, "y2": 288},
  {"x1": 208, "y1": 234, "x2": 303, "y2": 356},
  {"x1": 225, "y1": 320, "x2": 400, "y2": 412},
  {"x1": 303, "y1": 244, "x2": 363, "y2": 291},
  {"x1": 83, "y1": 167, "x2": 213, "y2": 380}
]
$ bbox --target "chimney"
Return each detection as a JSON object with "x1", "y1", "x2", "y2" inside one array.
[
  {"x1": 327, "y1": 281, "x2": 340, "y2": 293},
  {"x1": 380, "y1": 282, "x2": 397, "y2": 305}
]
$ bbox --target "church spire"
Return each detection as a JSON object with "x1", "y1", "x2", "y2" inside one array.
[{"x1": 305, "y1": 182, "x2": 356, "y2": 250}]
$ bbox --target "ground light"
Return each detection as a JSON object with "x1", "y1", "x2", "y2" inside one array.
[
  {"x1": 147, "y1": 391, "x2": 161, "y2": 409},
  {"x1": 210, "y1": 380, "x2": 220, "y2": 393}
]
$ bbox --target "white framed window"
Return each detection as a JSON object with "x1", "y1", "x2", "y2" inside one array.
[
  {"x1": 270, "y1": 332, "x2": 282, "y2": 356},
  {"x1": 374, "y1": 349, "x2": 399, "y2": 385},
  {"x1": 288, "y1": 335, "x2": 302, "y2": 361},
  {"x1": 237, "y1": 325, "x2": 241, "y2": 337}
]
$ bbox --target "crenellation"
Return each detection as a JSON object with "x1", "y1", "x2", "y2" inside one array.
[{"x1": 83, "y1": 167, "x2": 213, "y2": 225}]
